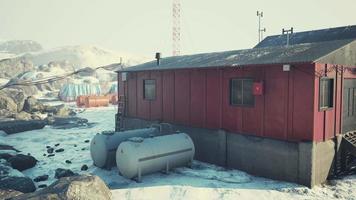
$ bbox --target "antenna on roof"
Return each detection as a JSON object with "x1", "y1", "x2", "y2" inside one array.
[
  {"x1": 257, "y1": 11, "x2": 266, "y2": 43},
  {"x1": 282, "y1": 27, "x2": 294, "y2": 46}
]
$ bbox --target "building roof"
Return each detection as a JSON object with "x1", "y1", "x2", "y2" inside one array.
[
  {"x1": 255, "y1": 25, "x2": 356, "y2": 48},
  {"x1": 119, "y1": 25, "x2": 356, "y2": 72}
]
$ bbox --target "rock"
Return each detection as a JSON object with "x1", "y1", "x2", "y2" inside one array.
[
  {"x1": 23, "y1": 96, "x2": 45, "y2": 113},
  {"x1": 0, "y1": 109, "x2": 15, "y2": 119},
  {"x1": 81, "y1": 148, "x2": 86, "y2": 151},
  {"x1": 55, "y1": 148, "x2": 64, "y2": 153},
  {"x1": 0, "y1": 164, "x2": 36, "y2": 193},
  {"x1": 65, "y1": 160, "x2": 72, "y2": 164},
  {"x1": 0, "y1": 153, "x2": 13, "y2": 161},
  {"x1": 33, "y1": 175, "x2": 48, "y2": 182},
  {"x1": 0, "y1": 91, "x2": 18, "y2": 112},
  {"x1": 81, "y1": 165, "x2": 88, "y2": 171},
  {"x1": 13, "y1": 111, "x2": 32, "y2": 120},
  {"x1": 37, "y1": 184, "x2": 47, "y2": 189},
  {"x1": 47, "y1": 148, "x2": 54, "y2": 154},
  {"x1": 12, "y1": 175, "x2": 111, "y2": 200},
  {"x1": 54, "y1": 168, "x2": 77, "y2": 179},
  {"x1": 0, "y1": 189, "x2": 23, "y2": 199},
  {"x1": 48, "y1": 117, "x2": 91, "y2": 129},
  {"x1": 74, "y1": 144, "x2": 77, "y2": 147},
  {"x1": 0, "y1": 176, "x2": 36, "y2": 193},
  {"x1": 47, "y1": 154, "x2": 55, "y2": 157},
  {"x1": 54, "y1": 143, "x2": 60, "y2": 147},
  {"x1": 8, "y1": 154, "x2": 37, "y2": 171},
  {"x1": 0, "y1": 120, "x2": 47, "y2": 134},
  {"x1": 0, "y1": 144, "x2": 19, "y2": 152},
  {"x1": 43, "y1": 154, "x2": 46, "y2": 157},
  {"x1": 46, "y1": 146, "x2": 51, "y2": 149},
  {"x1": 84, "y1": 140, "x2": 90, "y2": 143}
]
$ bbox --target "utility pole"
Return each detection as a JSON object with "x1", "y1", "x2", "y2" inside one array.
[
  {"x1": 257, "y1": 11, "x2": 266, "y2": 43},
  {"x1": 282, "y1": 27, "x2": 294, "y2": 46}
]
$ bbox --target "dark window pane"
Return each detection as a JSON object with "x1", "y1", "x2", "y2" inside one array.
[
  {"x1": 231, "y1": 79, "x2": 243, "y2": 105},
  {"x1": 230, "y1": 78, "x2": 254, "y2": 106},
  {"x1": 319, "y1": 78, "x2": 333, "y2": 109},
  {"x1": 144, "y1": 80, "x2": 156, "y2": 100},
  {"x1": 243, "y1": 79, "x2": 254, "y2": 106}
]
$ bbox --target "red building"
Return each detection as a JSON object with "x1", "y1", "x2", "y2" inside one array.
[{"x1": 117, "y1": 25, "x2": 356, "y2": 187}]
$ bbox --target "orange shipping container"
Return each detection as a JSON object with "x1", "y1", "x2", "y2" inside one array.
[{"x1": 84, "y1": 96, "x2": 110, "y2": 108}]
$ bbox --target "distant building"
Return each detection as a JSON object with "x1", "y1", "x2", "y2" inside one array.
[{"x1": 116, "y1": 25, "x2": 356, "y2": 187}]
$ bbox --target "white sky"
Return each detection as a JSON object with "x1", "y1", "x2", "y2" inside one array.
[{"x1": 0, "y1": 0, "x2": 355, "y2": 58}]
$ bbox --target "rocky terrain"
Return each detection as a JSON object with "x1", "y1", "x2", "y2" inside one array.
[{"x1": 0, "y1": 143, "x2": 111, "y2": 199}]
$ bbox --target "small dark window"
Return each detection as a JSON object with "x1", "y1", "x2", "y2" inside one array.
[
  {"x1": 144, "y1": 79, "x2": 156, "y2": 100},
  {"x1": 319, "y1": 78, "x2": 334, "y2": 110},
  {"x1": 230, "y1": 79, "x2": 254, "y2": 106}
]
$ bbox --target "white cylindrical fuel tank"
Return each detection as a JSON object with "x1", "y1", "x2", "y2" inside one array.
[
  {"x1": 116, "y1": 133, "x2": 195, "y2": 180},
  {"x1": 90, "y1": 128, "x2": 158, "y2": 168}
]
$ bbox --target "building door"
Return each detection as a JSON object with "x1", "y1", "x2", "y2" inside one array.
[{"x1": 343, "y1": 79, "x2": 356, "y2": 133}]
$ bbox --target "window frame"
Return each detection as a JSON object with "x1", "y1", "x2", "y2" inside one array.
[
  {"x1": 230, "y1": 78, "x2": 255, "y2": 107},
  {"x1": 143, "y1": 79, "x2": 156, "y2": 101},
  {"x1": 319, "y1": 77, "x2": 334, "y2": 111}
]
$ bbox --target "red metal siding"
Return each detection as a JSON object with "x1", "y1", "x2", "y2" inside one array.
[
  {"x1": 174, "y1": 70, "x2": 190, "y2": 125},
  {"x1": 127, "y1": 72, "x2": 137, "y2": 117},
  {"x1": 206, "y1": 69, "x2": 222, "y2": 129},
  {"x1": 162, "y1": 71, "x2": 175, "y2": 122},
  {"x1": 150, "y1": 71, "x2": 163, "y2": 121},
  {"x1": 136, "y1": 72, "x2": 150, "y2": 119},
  {"x1": 264, "y1": 66, "x2": 289, "y2": 140},
  {"x1": 190, "y1": 69, "x2": 207, "y2": 127},
  {"x1": 222, "y1": 68, "x2": 241, "y2": 132},
  {"x1": 121, "y1": 63, "x2": 330, "y2": 142},
  {"x1": 289, "y1": 65, "x2": 314, "y2": 141}
]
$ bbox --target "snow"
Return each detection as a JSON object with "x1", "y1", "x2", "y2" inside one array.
[{"x1": 1, "y1": 106, "x2": 355, "y2": 200}]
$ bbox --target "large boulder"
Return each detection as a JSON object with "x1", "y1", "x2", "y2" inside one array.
[
  {"x1": 0, "y1": 120, "x2": 47, "y2": 134},
  {"x1": 8, "y1": 154, "x2": 37, "y2": 171},
  {"x1": 23, "y1": 96, "x2": 44, "y2": 113},
  {"x1": 0, "y1": 189, "x2": 23, "y2": 199},
  {"x1": 0, "y1": 163, "x2": 36, "y2": 193},
  {"x1": 0, "y1": 92, "x2": 17, "y2": 112},
  {"x1": 12, "y1": 175, "x2": 112, "y2": 200}
]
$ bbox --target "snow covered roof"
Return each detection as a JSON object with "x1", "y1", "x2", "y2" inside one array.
[
  {"x1": 120, "y1": 39, "x2": 356, "y2": 72},
  {"x1": 255, "y1": 25, "x2": 356, "y2": 48}
]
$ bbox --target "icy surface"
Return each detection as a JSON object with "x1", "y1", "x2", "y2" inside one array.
[
  {"x1": 1, "y1": 106, "x2": 355, "y2": 200},
  {"x1": 59, "y1": 82, "x2": 102, "y2": 101}
]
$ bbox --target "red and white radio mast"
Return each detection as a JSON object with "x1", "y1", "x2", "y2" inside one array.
[{"x1": 172, "y1": 0, "x2": 181, "y2": 56}]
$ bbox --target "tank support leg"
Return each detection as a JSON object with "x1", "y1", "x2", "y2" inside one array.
[
  {"x1": 137, "y1": 166, "x2": 142, "y2": 183},
  {"x1": 165, "y1": 161, "x2": 170, "y2": 174}
]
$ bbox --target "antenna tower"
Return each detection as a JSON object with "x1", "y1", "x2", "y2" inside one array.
[{"x1": 172, "y1": 0, "x2": 181, "y2": 56}]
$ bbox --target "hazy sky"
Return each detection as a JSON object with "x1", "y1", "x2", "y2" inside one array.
[{"x1": 0, "y1": 0, "x2": 355, "y2": 58}]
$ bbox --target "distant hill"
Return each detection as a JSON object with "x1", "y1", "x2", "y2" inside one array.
[
  {"x1": 28, "y1": 45, "x2": 148, "y2": 69},
  {"x1": 0, "y1": 40, "x2": 43, "y2": 54}
]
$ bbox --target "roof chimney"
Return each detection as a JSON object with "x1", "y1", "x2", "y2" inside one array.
[{"x1": 155, "y1": 52, "x2": 161, "y2": 66}]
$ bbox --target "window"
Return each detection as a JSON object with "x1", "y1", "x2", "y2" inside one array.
[
  {"x1": 230, "y1": 79, "x2": 254, "y2": 106},
  {"x1": 144, "y1": 79, "x2": 156, "y2": 100},
  {"x1": 319, "y1": 78, "x2": 334, "y2": 110}
]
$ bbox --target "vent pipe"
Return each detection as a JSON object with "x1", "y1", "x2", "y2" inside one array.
[{"x1": 155, "y1": 52, "x2": 161, "y2": 66}]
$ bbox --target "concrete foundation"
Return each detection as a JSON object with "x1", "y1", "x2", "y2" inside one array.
[{"x1": 121, "y1": 117, "x2": 340, "y2": 188}]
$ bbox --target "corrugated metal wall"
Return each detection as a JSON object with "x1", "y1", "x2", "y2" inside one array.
[{"x1": 118, "y1": 63, "x2": 338, "y2": 142}]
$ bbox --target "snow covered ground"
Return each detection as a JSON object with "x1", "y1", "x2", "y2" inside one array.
[{"x1": 1, "y1": 106, "x2": 355, "y2": 200}]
